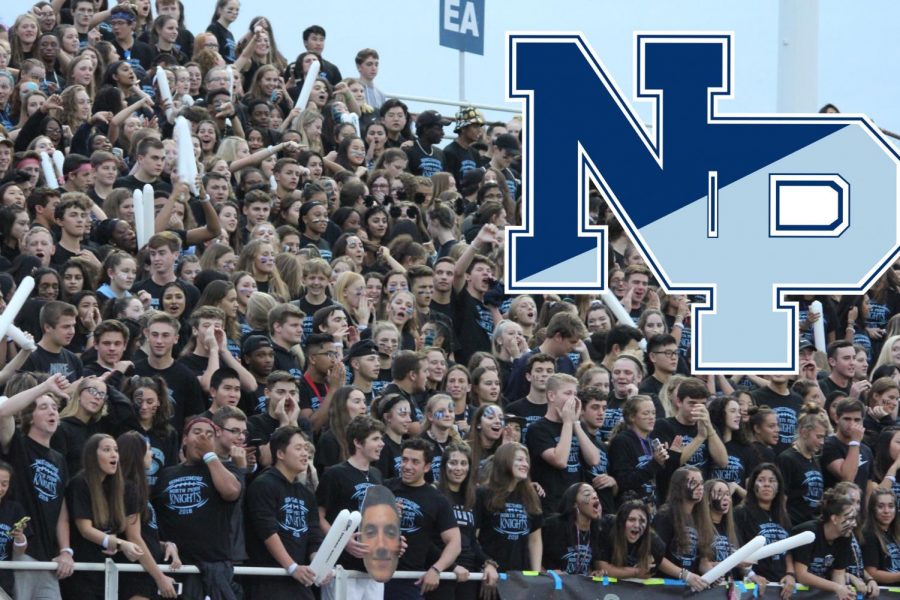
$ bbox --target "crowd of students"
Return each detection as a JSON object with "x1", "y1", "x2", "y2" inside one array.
[{"x1": 1, "y1": 1, "x2": 900, "y2": 600}]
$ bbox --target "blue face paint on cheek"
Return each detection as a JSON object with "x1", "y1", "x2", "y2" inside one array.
[{"x1": 434, "y1": 410, "x2": 445, "y2": 420}]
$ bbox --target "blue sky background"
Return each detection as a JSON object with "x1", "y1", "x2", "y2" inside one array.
[{"x1": 3, "y1": 0, "x2": 899, "y2": 133}]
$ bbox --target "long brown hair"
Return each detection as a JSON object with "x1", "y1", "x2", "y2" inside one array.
[
  {"x1": 660, "y1": 466, "x2": 714, "y2": 561},
  {"x1": 82, "y1": 434, "x2": 127, "y2": 533},
  {"x1": 327, "y1": 386, "x2": 364, "y2": 461},
  {"x1": 437, "y1": 442, "x2": 477, "y2": 510},
  {"x1": 486, "y1": 443, "x2": 541, "y2": 514},
  {"x1": 698, "y1": 478, "x2": 737, "y2": 560},
  {"x1": 116, "y1": 431, "x2": 150, "y2": 523},
  {"x1": 609, "y1": 500, "x2": 653, "y2": 572}
]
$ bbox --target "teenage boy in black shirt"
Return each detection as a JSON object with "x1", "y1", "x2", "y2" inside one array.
[
  {"x1": 452, "y1": 224, "x2": 502, "y2": 366},
  {"x1": 134, "y1": 311, "x2": 206, "y2": 433},
  {"x1": 152, "y1": 417, "x2": 242, "y2": 598},
  {"x1": 651, "y1": 377, "x2": 728, "y2": 501},
  {"x1": 267, "y1": 304, "x2": 305, "y2": 379},
  {"x1": 820, "y1": 341, "x2": 864, "y2": 400},
  {"x1": 504, "y1": 312, "x2": 588, "y2": 402},
  {"x1": 346, "y1": 339, "x2": 381, "y2": 406},
  {"x1": 248, "y1": 371, "x2": 303, "y2": 467},
  {"x1": 0, "y1": 374, "x2": 74, "y2": 598},
  {"x1": 21, "y1": 301, "x2": 84, "y2": 382},
  {"x1": 176, "y1": 305, "x2": 257, "y2": 395},
  {"x1": 298, "y1": 333, "x2": 345, "y2": 432},
  {"x1": 247, "y1": 425, "x2": 324, "y2": 599},
  {"x1": 132, "y1": 232, "x2": 198, "y2": 309},
  {"x1": 379, "y1": 350, "x2": 429, "y2": 436},
  {"x1": 822, "y1": 398, "x2": 873, "y2": 491},
  {"x1": 114, "y1": 137, "x2": 172, "y2": 194},
  {"x1": 385, "y1": 438, "x2": 460, "y2": 599},
  {"x1": 505, "y1": 353, "x2": 555, "y2": 441},
  {"x1": 240, "y1": 335, "x2": 275, "y2": 415},
  {"x1": 404, "y1": 111, "x2": 449, "y2": 178},
  {"x1": 526, "y1": 373, "x2": 600, "y2": 513},
  {"x1": 316, "y1": 416, "x2": 385, "y2": 600}
]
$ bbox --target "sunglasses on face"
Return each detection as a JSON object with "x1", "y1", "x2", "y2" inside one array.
[{"x1": 390, "y1": 205, "x2": 418, "y2": 220}]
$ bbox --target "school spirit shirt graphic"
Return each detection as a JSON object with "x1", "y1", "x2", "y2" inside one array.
[
  {"x1": 494, "y1": 502, "x2": 530, "y2": 541},
  {"x1": 32, "y1": 458, "x2": 62, "y2": 502},
  {"x1": 278, "y1": 497, "x2": 310, "y2": 538},
  {"x1": 163, "y1": 476, "x2": 210, "y2": 514},
  {"x1": 398, "y1": 497, "x2": 425, "y2": 534}
]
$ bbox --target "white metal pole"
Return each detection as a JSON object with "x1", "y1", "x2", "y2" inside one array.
[
  {"x1": 459, "y1": 50, "x2": 466, "y2": 102},
  {"x1": 104, "y1": 559, "x2": 119, "y2": 600}
]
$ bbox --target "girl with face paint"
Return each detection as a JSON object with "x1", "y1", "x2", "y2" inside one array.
[
  {"x1": 599, "y1": 499, "x2": 670, "y2": 579},
  {"x1": 541, "y1": 482, "x2": 604, "y2": 575},
  {"x1": 793, "y1": 489, "x2": 863, "y2": 600},
  {"x1": 421, "y1": 394, "x2": 460, "y2": 484}
]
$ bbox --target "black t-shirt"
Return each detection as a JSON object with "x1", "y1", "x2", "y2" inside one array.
[
  {"x1": 124, "y1": 481, "x2": 162, "y2": 564},
  {"x1": 114, "y1": 174, "x2": 173, "y2": 196},
  {"x1": 751, "y1": 387, "x2": 803, "y2": 453},
  {"x1": 298, "y1": 373, "x2": 328, "y2": 413},
  {"x1": 446, "y1": 488, "x2": 485, "y2": 570},
  {"x1": 314, "y1": 429, "x2": 342, "y2": 475},
  {"x1": 293, "y1": 297, "x2": 335, "y2": 339},
  {"x1": 442, "y1": 141, "x2": 481, "y2": 183},
  {"x1": 541, "y1": 514, "x2": 603, "y2": 575},
  {"x1": 504, "y1": 397, "x2": 547, "y2": 443},
  {"x1": 474, "y1": 486, "x2": 543, "y2": 572},
  {"x1": 653, "y1": 507, "x2": 699, "y2": 572},
  {"x1": 792, "y1": 521, "x2": 851, "y2": 578},
  {"x1": 176, "y1": 353, "x2": 209, "y2": 380},
  {"x1": 0, "y1": 498, "x2": 27, "y2": 591},
  {"x1": 67, "y1": 473, "x2": 124, "y2": 564},
  {"x1": 206, "y1": 21, "x2": 236, "y2": 63},
  {"x1": 246, "y1": 466, "x2": 323, "y2": 567},
  {"x1": 862, "y1": 527, "x2": 900, "y2": 573},
  {"x1": 151, "y1": 462, "x2": 238, "y2": 563},
  {"x1": 608, "y1": 429, "x2": 663, "y2": 506},
  {"x1": 272, "y1": 343, "x2": 304, "y2": 380},
  {"x1": 526, "y1": 418, "x2": 588, "y2": 513},
  {"x1": 819, "y1": 375, "x2": 851, "y2": 399},
  {"x1": 2, "y1": 431, "x2": 68, "y2": 561},
  {"x1": 141, "y1": 425, "x2": 179, "y2": 488},
  {"x1": 50, "y1": 417, "x2": 109, "y2": 477},
  {"x1": 405, "y1": 142, "x2": 446, "y2": 178},
  {"x1": 584, "y1": 429, "x2": 615, "y2": 515},
  {"x1": 21, "y1": 346, "x2": 83, "y2": 382},
  {"x1": 134, "y1": 359, "x2": 207, "y2": 432},
  {"x1": 734, "y1": 504, "x2": 790, "y2": 581},
  {"x1": 777, "y1": 448, "x2": 824, "y2": 526},
  {"x1": 821, "y1": 436, "x2": 874, "y2": 492},
  {"x1": 451, "y1": 288, "x2": 493, "y2": 367},
  {"x1": 597, "y1": 531, "x2": 666, "y2": 574},
  {"x1": 374, "y1": 434, "x2": 403, "y2": 480},
  {"x1": 316, "y1": 461, "x2": 383, "y2": 571},
  {"x1": 385, "y1": 478, "x2": 456, "y2": 571},
  {"x1": 708, "y1": 439, "x2": 757, "y2": 493},
  {"x1": 111, "y1": 39, "x2": 156, "y2": 71},
  {"x1": 652, "y1": 417, "x2": 708, "y2": 469}
]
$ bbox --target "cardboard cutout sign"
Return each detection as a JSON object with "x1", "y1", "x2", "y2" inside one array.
[{"x1": 359, "y1": 484, "x2": 401, "y2": 582}]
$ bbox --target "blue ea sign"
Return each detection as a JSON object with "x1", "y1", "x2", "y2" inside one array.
[{"x1": 439, "y1": 0, "x2": 485, "y2": 56}]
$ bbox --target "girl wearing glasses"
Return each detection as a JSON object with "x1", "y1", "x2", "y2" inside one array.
[{"x1": 53, "y1": 377, "x2": 116, "y2": 475}]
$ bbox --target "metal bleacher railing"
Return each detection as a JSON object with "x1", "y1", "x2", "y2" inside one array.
[{"x1": 0, "y1": 559, "x2": 484, "y2": 600}]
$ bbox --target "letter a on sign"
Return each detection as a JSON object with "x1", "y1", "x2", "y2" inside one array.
[{"x1": 505, "y1": 32, "x2": 900, "y2": 373}]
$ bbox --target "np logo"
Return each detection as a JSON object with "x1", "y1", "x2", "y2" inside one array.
[{"x1": 505, "y1": 32, "x2": 900, "y2": 372}]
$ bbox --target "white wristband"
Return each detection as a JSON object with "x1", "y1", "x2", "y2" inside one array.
[
  {"x1": 287, "y1": 562, "x2": 298, "y2": 575},
  {"x1": 13, "y1": 540, "x2": 26, "y2": 547},
  {"x1": 101, "y1": 534, "x2": 109, "y2": 549},
  {"x1": 203, "y1": 452, "x2": 219, "y2": 464},
  {"x1": 887, "y1": 475, "x2": 897, "y2": 484},
  {"x1": 848, "y1": 441, "x2": 861, "y2": 447}
]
